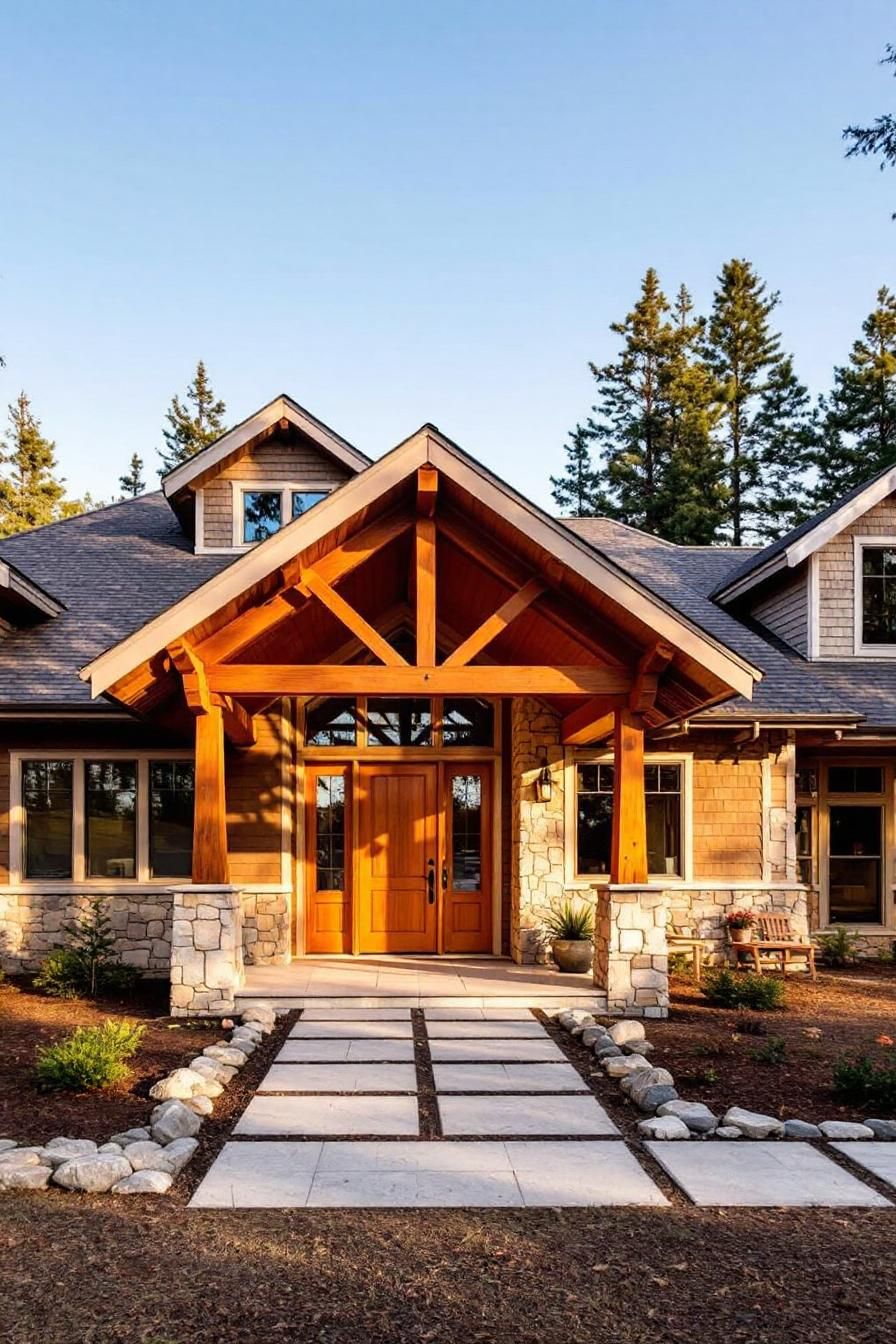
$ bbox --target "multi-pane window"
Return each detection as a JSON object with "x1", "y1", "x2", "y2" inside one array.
[
  {"x1": 442, "y1": 698, "x2": 494, "y2": 747},
  {"x1": 315, "y1": 774, "x2": 346, "y2": 891},
  {"x1": 149, "y1": 762, "x2": 195, "y2": 877},
  {"x1": 575, "y1": 762, "x2": 683, "y2": 878},
  {"x1": 18, "y1": 758, "x2": 192, "y2": 881},
  {"x1": 306, "y1": 698, "x2": 359, "y2": 747},
  {"x1": 22, "y1": 760, "x2": 73, "y2": 879},
  {"x1": 86, "y1": 761, "x2": 137, "y2": 878},
  {"x1": 828, "y1": 765, "x2": 884, "y2": 794},
  {"x1": 241, "y1": 488, "x2": 328, "y2": 543},
  {"x1": 861, "y1": 546, "x2": 896, "y2": 645}
]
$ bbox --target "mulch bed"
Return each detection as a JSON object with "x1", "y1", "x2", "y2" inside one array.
[
  {"x1": 638, "y1": 966, "x2": 896, "y2": 1123},
  {"x1": 0, "y1": 977, "x2": 222, "y2": 1145}
]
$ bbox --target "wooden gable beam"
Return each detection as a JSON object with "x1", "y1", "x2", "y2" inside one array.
[
  {"x1": 194, "y1": 511, "x2": 414, "y2": 665},
  {"x1": 415, "y1": 519, "x2": 436, "y2": 666},
  {"x1": 167, "y1": 640, "x2": 255, "y2": 746},
  {"x1": 207, "y1": 664, "x2": 632, "y2": 697},
  {"x1": 629, "y1": 641, "x2": 674, "y2": 713},
  {"x1": 212, "y1": 693, "x2": 256, "y2": 748},
  {"x1": 443, "y1": 578, "x2": 546, "y2": 667},
  {"x1": 560, "y1": 698, "x2": 621, "y2": 746},
  {"x1": 417, "y1": 465, "x2": 438, "y2": 518},
  {"x1": 298, "y1": 567, "x2": 407, "y2": 667}
]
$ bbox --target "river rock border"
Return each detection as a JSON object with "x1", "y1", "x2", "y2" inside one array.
[
  {"x1": 0, "y1": 1000, "x2": 280, "y2": 1194},
  {"x1": 552, "y1": 1008, "x2": 896, "y2": 1142}
]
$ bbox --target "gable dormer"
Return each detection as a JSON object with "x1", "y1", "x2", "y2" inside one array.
[
  {"x1": 714, "y1": 463, "x2": 896, "y2": 661},
  {"x1": 162, "y1": 394, "x2": 371, "y2": 553}
]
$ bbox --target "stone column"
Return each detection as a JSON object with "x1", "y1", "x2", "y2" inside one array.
[
  {"x1": 168, "y1": 885, "x2": 244, "y2": 1016},
  {"x1": 510, "y1": 696, "x2": 566, "y2": 963},
  {"x1": 594, "y1": 884, "x2": 669, "y2": 1018}
]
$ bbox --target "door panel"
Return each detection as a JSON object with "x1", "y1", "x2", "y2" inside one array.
[
  {"x1": 358, "y1": 764, "x2": 438, "y2": 953},
  {"x1": 305, "y1": 768, "x2": 351, "y2": 953},
  {"x1": 443, "y1": 767, "x2": 492, "y2": 953}
]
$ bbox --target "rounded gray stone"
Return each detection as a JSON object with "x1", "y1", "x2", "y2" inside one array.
[
  {"x1": 866, "y1": 1119, "x2": 896, "y2": 1140},
  {"x1": 0, "y1": 1164, "x2": 52, "y2": 1191},
  {"x1": 783, "y1": 1118, "x2": 822, "y2": 1140},
  {"x1": 818, "y1": 1120, "x2": 875, "y2": 1140},
  {"x1": 112, "y1": 1169, "x2": 173, "y2": 1195},
  {"x1": 657, "y1": 1100, "x2": 718, "y2": 1134},
  {"x1": 53, "y1": 1153, "x2": 133, "y2": 1193},
  {"x1": 721, "y1": 1106, "x2": 784, "y2": 1139},
  {"x1": 635, "y1": 1084, "x2": 678, "y2": 1114},
  {"x1": 638, "y1": 1114, "x2": 691, "y2": 1140}
]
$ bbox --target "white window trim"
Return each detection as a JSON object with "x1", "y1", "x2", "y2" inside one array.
[
  {"x1": 232, "y1": 481, "x2": 334, "y2": 551},
  {"x1": 807, "y1": 552, "x2": 820, "y2": 659},
  {"x1": 852, "y1": 535, "x2": 896, "y2": 657},
  {"x1": 563, "y1": 749, "x2": 693, "y2": 888},
  {"x1": 10, "y1": 750, "x2": 194, "y2": 887}
]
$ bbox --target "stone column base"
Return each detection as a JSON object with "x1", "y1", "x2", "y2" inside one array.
[
  {"x1": 593, "y1": 884, "x2": 669, "y2": 1018},
  {"x1": 168, "y1": 885, "x2": 244, "y2": 1016}
]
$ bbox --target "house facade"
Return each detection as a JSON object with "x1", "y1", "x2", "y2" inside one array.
[{"x1": 0, "y1": 394, "x2": 894, "y2": 1017}]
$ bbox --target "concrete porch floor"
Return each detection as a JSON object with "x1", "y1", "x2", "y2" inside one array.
[{"x1": 236, "y1": 956, "x2": 605, "y2": 1012}]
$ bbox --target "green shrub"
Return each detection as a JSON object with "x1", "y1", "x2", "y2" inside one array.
[
  {"x1": 701, "y1": 968, "x2": 785, "y2": 1011},
  {"x1": 35, "y1": 1019, "x2": 144, "y2": 1091},
  {"x1": 753, "y1": 1035, "x2": 787, "y2": 1066},
  {"x1": 833, "y1": 1055, "x2": 896, "y2": 1111},
  {"x1": 33, "y1": 897, "x2": 138, "y2": 999},
  {"x1": 543, "y1": 900, "x2": 593, "y2": 942},
  {"x1": 816, "y1": 926, "x2": 859, "y2": 968}
]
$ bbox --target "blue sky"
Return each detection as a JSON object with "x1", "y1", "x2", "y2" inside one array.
[{"x1": 1, "y1": 0, "x2": 894, "y2": 507}]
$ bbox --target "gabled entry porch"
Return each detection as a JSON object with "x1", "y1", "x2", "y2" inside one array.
[{"x1": 80, "y1": 420, "x2": 760, "y2": 1017}]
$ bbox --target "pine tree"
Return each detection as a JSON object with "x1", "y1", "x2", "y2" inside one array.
[
  {"x1": 844, "y1": 44, "x2": 896, "y2": 216},
  {"x1": 812, "y1": 286, "x2": 896, "y2": 506},
  {"x1": 751, "y1": 356, "x2": 816, "y2": 539},
  {"x1": 550, "y1": 424, "x2": 606, "y2": 515},
  {"x1": 0, "y1": 392, "x2": 74, "y2": 537},
  {"x1": 119, "y1": 453, "x2": 145, "y2": 498},
  {"x1": 157, "y1": 361, "x2": 227, "y2": 475},
  {"x1": 704, "y1": 259, "x2": 811, "y2": 543}
]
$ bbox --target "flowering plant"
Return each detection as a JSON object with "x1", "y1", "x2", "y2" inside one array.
[{"x1": 725, "y1": 909, "x2": 756, "y2": 930}]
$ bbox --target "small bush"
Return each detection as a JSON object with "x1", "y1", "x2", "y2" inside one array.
[
  {"x1": 833, "y1": 1055, "x2": 896, "y2": 1111},
  {"x1": 33, "y1": 898, "x2": 138, "y2": 999},
  {"x1": 701, "y1": 968, "x2": 785, "y2": 1011},
  {"x1": 543, "y1": 899, "x2": 593, "y2": 942},
  {"x1": 34, "y1": 1019, "x2": 144, "y2": 1091},
  {"x1": 816, "y1": 926, "x2": 859, "y2": 968},
  {"x1": 753, "y1": 1035, "x2": 787, "y2": 1066},
  {"x1": 735, "y1": 1015, "x2": 767, "y2": 1036}
]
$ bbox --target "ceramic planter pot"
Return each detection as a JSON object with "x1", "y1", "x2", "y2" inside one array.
[
  {"x1": 729, "y1": 927, "x2": 753, "y2": 944},
  {"x1": 551, "y1": 938, "x2": 594, "y2": 973}
]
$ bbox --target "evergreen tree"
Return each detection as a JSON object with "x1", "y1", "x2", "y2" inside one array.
[
  {"x1": 0, "y1": 392, "x2": 75, "y2": 537},
  {"x1": 704, "y1": 259, "x2": 811, "y2": 543},
  {"x1": 119, "y1": 453, "x2": 145, "y2": 498},
  {"x1": 844, "y1": 44, "x2": 896, "y2": 215},
  {"x1": 812, "y1": 286, "x2": 896, "y2": 506},
  {"x1": 752, "y1": 356, "x2": 816, "y2": 539},
  {"x1": 157, "y1": 360, "x2": 226, "y2": 475},
  {"x1": 550, "y1": 424, "x2": 606, "y2": 515}
]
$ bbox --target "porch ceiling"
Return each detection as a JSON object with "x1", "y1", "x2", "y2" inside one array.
[{"x1": 80, "y1": 426, "x2": 760, "y2": 735}]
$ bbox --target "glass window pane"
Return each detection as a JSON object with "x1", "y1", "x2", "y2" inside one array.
[
  {"x1": 442, "y1": 698, "x2": 494, "y2": 747},
  {"x1": 306, "y1": 697, "x2": 359, "y2": 747},
  {"x1": 291, "y1": 491, "x2": 327, "y2": 518},
  {"x1": 796, "y1": 804, "x2": 813, "y2": 885},
  {"x1": 243, "y1": 491, "x2": 282, "y2": 543},
  {"x1": 829, "y1": 805, "x2": 882, "y2": 857},
  {"x1": 86, "y1": 760, "x2": 137, "y2": 878},
  {"x1": 23, "y1": 760, "x2": 73, "y2": 879},
  {"x1": 576, "y1": 793, "x2": 613, "y2": 875},
  {"x1": 862, "y1": 548, "x2": 896, "y2": 643},
  {"x1": 647, "y1": 793, "x2": 681, "y2": 876},
  {"x1": 367, "y1": 698, "x2": 432, "y2": 746},
  {"x1": 828, "y1": 766, "x2": 883, "y2": 794},
  {"x1": 150, "y1": 761, "x2": 194, "y2": 878},
  {"x1": 643, "y1": 764, "x2": 659, "y2": 792},
  {"x1": 658, "y1": 764, "x2": 681, "y2": 793},
  {"x1": 315, "y1": 775, "x2": 345, "y2": 891},
  {"x1": 451, "y1": 774, "x2": 482, "y2": 891}
]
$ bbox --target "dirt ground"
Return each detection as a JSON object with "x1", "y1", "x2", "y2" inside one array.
[{"x1": 637, "y1": 966, "x2": 896, "y2": 1122}]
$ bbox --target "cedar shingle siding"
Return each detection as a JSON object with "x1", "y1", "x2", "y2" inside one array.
[{"x1": 203, "y1": 440, "x2": 352, "y2": 549}]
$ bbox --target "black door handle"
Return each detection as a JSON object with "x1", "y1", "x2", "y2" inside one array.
[{"x1": 426, "y1": 859, "x2": 436, "y2": 903}]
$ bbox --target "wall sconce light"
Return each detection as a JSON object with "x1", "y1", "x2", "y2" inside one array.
[{"x1": 536, "y1": 758, "x2": 553, "y2": 803}]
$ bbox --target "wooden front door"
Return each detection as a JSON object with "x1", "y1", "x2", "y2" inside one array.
[{"x1": 358, "y1": 763, "x2": 439, "y2": 953}]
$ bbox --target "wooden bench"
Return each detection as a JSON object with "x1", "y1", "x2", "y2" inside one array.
[
  {"x1": 667, "y1": 935, "x2": 710, "y2": 981},
  {"x1": 731, "y1": 913, "x2": 817, "y2": 981}
]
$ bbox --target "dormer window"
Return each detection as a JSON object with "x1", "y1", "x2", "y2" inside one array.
[
  {"x1": 857, "y1": 540, "x2": 896, "y2": 652},
  {"x1": 239, "y1": 485, "x2": 329, "y2": 546}
]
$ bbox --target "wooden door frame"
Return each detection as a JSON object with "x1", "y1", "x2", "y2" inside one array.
[{"x1": 299, "y1": 751, "x2": 497, "y2": 955}]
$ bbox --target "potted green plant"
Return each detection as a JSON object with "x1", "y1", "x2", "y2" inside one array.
[
  {"x1": 544, "y1": 900, "x2": 594, "y2": 973},
  {"x1": 725, "y1": 909, "x2": 756, "y2": 945}
]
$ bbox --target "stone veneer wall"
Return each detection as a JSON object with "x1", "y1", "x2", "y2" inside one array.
[
  {"x1": 510, "y1": 697, "x2": 566, "y2": 964},
  {"x1": 666, "y1": 885, "x2": 809, "y2": 965},
  {"x1": 0, "y1": 890, "x2": 174, "y2": 976},
  {"x1": 169, "y1": 885, "x2": 244, "y2": 1015},
  {"x1": 242, "y1": 890, "x2": 291, "y2": 964},
  {"x1": 594, "y1": 885, "x2": 669, "y2": 1018}
]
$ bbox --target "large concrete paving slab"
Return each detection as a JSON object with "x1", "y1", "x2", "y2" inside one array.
[
  {"x1": 425, "y1": 1020, "x2": 548, "y2": 1039},
  {"x1": 432, "y1": 1062, "x2": 586, "y2": 1092},
  {"x1": 277, "y1": 1039, "x2": 416, "y2": 1063},
  {"x1": 300, "y1": 1008, "x2": 412, "y2": 1021},
  {"x1": 189, "y1": 1141, "x2": 322, "y2": 1208},
  {"x1": 258, "y1": 1063, "x2": 418, "y2": 1093},
  {"x1": 428, "y1": 1038, "x2": 566, "y2": 1063},
  {"x1": 646, "y1": 1141, "x2": 892, "y2": 1207},
  {"x1": 288, "y1": 1021, "x2": 414, "y2": 1039},
  {"x1": 439, "y1": 1093, "x2": 618, "y2": 1137},
  {"x1": 830, "y1": 1141, "x2": 896, "y2": 1190},
  {"x1": 234, "y1": 1094, "x2": 420, "y2": 1137}
]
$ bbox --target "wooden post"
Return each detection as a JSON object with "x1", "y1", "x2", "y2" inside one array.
[
  {"x1": 610, "y1": 707, "x2": 647, "y2": 884},
  {"x1": 193, "y1": 702, "x2": 229, "y2": 884},
  {"x1": 415, "y1": 517, "x2": 436, "y2": 666}
]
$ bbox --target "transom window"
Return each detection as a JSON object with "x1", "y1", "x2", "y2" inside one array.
[
  {"x1": 240, "y1": 486, "x2": 329, "y2": 544},
  {"x1": 859, "y1": 544, "x2": 896, "y2": 648},
  {"x1": 575, "y1": 760, "x2": 684, "y2": 879},
  {"x1": 303, "y1": 697, "x2": 496, "y2": 750},
  {"x1": 18, "y1": 757, "x2": 194, "y2": 882}
]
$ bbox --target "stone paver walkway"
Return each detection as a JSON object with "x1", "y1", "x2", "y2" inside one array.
[{"x1": 190, "y1": 1008, "x2": 895, "y2": 1210}]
